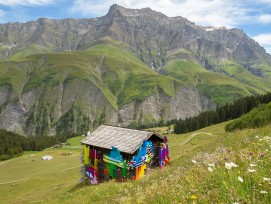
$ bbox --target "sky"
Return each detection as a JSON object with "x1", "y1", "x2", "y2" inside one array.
[{"x1": 0, "y1": 0, "x2": 271, "y2": 54}]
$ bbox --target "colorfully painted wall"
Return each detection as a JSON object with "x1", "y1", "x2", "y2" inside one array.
[{"x1": 81, "y1": 138, "x2": 169, "y2": 184}]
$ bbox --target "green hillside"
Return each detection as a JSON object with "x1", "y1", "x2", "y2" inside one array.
[
  {"x1": 0, "y1": 41, "x2": 182, "y2": 135},
  {"x1": 226, "y1": 101, "x2": 271, "y2": 131},
  {"x1": 1, "y1": 121, "x2": 270, "y2": 203},
  {"x1": 162, "y1": 59, "x2": 271, "y2": 106},
  {"x1": 2, "y1": 40, "x2": 270, "y2": 109},
  {"x1": 1, "y1": 38, "x2": 271, "y2": 136},
  {"x1": 0, "y1": 42, "x2": 177, "y2": 109},
  {"x1": 4, "y1": 44, "x2": 53, "y2": 61}
]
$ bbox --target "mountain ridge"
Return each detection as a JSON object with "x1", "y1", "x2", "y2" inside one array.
[{"x1": 0, "y1": 4, "x2": 271, "y2": 136}]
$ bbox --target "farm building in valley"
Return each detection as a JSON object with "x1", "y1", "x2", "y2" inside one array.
[{"x1": 80, "y1": 125, "x2": 170, "y2": 184}]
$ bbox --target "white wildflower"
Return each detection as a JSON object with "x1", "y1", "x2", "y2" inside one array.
[
  {"x1": 225, "y1": 162, "x2": 238, "y2": 170},
  {"x1": 260, "y1": 190, "x2": 268, "y2": 194},
  {"x1": 233, "y1": 202, "x2": 239, "y2": 204},
  {"x1": 225, "y1": 163, "x2": 232, "y2": 170},
  {"x1": 238, "y1": 176, "x2": 243, "y2": 183},
  {"x1": 250, "y1": 163, "x2": 257, "y2": 167},
  {"x1": 208, "y1": 163, "x2": 215, "y2": 167},
  {"x1": 264, "y1": 136, "x2": 271, "y2": 140},
  {"x1": 191, "y1": 160, "x2": 197, "y2": 164},
  {"x1": 263, "y1": 177, "x2": 271, "y2": 181},
  {"x1": 208, "y1": 167, "x2": 214, "y2": 172},
  {"x1": 247, "y1": 169, "x2": 256, "y2": 173},
  {"x1": 255, "y1": 135, "x2": 259, "y2": 139},
  {"x1": 230, "y1": 162, "x2": 238, "y2": 168}
]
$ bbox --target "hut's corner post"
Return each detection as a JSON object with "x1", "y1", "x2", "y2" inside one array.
[{"x1": 159, "y1": 135, "x2": 170, "y2": 168}]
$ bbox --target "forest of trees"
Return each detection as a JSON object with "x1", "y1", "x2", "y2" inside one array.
[
  {"x1": 174, "y1": 92, "x2": 271, "y2": 134},
  {"x1": 0, "y1": 129, "x2": 67, "y2": 161}
]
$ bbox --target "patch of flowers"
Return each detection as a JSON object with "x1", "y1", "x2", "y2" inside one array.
[{"x1": 183, "y1": 131, "x2": 271, "y2": 203}]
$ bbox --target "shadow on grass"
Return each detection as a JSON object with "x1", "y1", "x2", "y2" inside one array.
[{"x1": 67, "y1": 182, "x2": 88, "y2": 193}]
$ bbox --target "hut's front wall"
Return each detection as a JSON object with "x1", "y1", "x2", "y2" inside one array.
[{"x1": 81, "y1": 138, "x2": 169, "y2": 184}]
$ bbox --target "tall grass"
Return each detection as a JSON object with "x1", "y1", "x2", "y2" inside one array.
[{"x1": 38, "y1": 124, "x2": 271, "y2": 203}]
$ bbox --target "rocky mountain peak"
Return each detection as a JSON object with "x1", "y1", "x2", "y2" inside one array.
[{"x1": 106, "y1": 4, "x2": 167, "y2": 18}]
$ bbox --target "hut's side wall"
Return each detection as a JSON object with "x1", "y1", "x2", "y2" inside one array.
[{"x1": 81, "y1": 135, "x2": 170, "y2": 184}]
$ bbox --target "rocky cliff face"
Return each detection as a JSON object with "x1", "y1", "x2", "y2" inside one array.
[
  {"x1": 0, "y1": 4, "x2": 271, "y2": 136},
  {"x1": 0, "y1": 81, "x2": 214, "y2": 136}
]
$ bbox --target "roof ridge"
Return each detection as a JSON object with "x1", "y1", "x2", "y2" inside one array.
[
  {"x1": 81, "y1": 125, "x2": 163, "y2": 154},
  {"x1": 100, "y1": 124, "x2": 150, "y2": 133}
]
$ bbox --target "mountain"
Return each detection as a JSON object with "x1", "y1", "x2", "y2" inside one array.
[{"x1": 0, "y1": 4, "x2": 271, "y2": 136}]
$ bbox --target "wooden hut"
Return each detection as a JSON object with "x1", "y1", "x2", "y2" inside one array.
[{"x1": 80, "y1": 125, "x2": 170, "y2": 184}]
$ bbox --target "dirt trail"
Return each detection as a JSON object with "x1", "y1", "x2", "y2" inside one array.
[
  {"x1": 0, "y1": 178, "x2": 30, "y2": 185},
  {"x1": 181, "y1": 132, "x2": 213, "y2": 145},
  {"x1": 0, "y1": 165, "x2": 81, "y2": 185}
]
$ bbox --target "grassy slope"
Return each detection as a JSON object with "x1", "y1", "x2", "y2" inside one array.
[
  {"x1": 163, "y1": 58, "x2": 271, "y2": 106},
  {"x1": 0, "y1": 137, "x2": 83, "y2": 204},
  {"x1": 66, "y1": 136, "x2": 84, "y2": 146},
  {"x1": 1, "y1": 39, "x2": 270, "y2": 109},
  {"x1": 0, "y1": 41, "x2": 177, "y2": 109},
  {"x1": 1, "y1": 122, "x2": 270, "y2": 203},
  {"x1": 5, "y1": 44, "x2": 53, "y2": 61},
  {"x1": 216, "y1": 60, "x2": 271, "y2": 92},
  {"x1": 226, "y1": 101, "x2": 271, "y2": 131},
  {"x1": 256, "y1": 63, "x2": 271, "y2": 78},
  {"x1": 0, "y1": 149, "x2": 81, "y2": 203},
  {"x1": 1, "y1": 39, "x2": 271, "y2": 110}
]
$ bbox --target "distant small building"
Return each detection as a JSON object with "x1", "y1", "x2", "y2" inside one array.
[{"x1": 80, "y1": 125, "x2": 170, "y2": 184}]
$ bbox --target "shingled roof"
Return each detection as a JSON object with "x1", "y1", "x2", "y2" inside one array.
[{"x1": 81, "y1": 125, "x2": 163, "y2": 154}]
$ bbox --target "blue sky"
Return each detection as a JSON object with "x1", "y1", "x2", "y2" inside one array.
[{"x1": 0, "y1": 0, "x2": 271, "y2": 54}]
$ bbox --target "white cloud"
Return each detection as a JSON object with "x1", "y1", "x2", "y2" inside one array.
[
  {"x1": 0, "y1": 10, "x2": 5, "y2": 17},
  {"x1": 258, "y1": 0, "x2": 271, "y2": 7},
  {"x1": 253, "y1": 33, "x2": 271, "y2": 46},
  {"x1": 265, "y1": 47, "x2": 271, "y2": 54},
  {"x1": 258, "y1": 14, "x2": 271, "y2": 23},
  {"x1": 253, "y1": 33, "x2": 271, "y2": 54},
  {"x1": 0, "y1": 10, "x2": 6, "y2": 23},
  {"x1": 70, "y1": 0, "x2": 252, "y2": 28},
  {"x1": 70, "y1": 0, "x2": 114, "y2": 15},
  {"x1": 0, "y1": 0, "x2": 55, "y2": 6}
]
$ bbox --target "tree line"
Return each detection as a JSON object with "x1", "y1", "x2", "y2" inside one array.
[
  {"x1": 174, "y1": 92, "x2": 271, "y2": 134},
  {"x1": 0, "y1": 129, "x2": 67, "y2": 161}
]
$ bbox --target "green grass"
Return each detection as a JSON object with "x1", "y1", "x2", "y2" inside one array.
[
  {"x1": 6, "y1": 44, "x2": 53, "y2": 61},
  {"x1": 66, "y1": 136, "x2": 84, "y2": 146},
  {"x1": 0, "y1": 149, "x2": 81, "y2": 203},
  {"x1": 216, "y1": 60, "x2": 271, "y2": 92},
  {"x1": 226, "y1": 102, "x2": 271, "y2": 131},
  {"x1": 163, "y1": 59, "x2": 270, "y2": 106},
  {"x1": 0, "y1": 42, "x2": 178, "y2": 110},
  {"x1": 0, "y1": 121, "x2": 271, "y2": 203},
  {"x1": 253, "y1": 63, "x2": 271, "y2": 78},
  {"x1": 2, "y1": 39, "x2": 270, "y2": 112}
]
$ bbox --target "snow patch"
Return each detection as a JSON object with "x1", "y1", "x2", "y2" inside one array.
[
  {"x1": 205, "y1": 27, "x2": 215, "y2": 31},
  {"x1": 204, "y1": 26, "x2": 227, "y2": 32}
]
